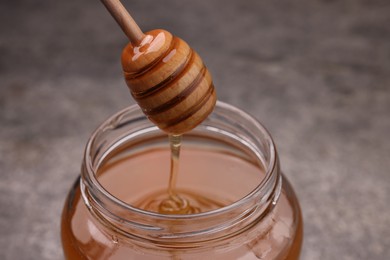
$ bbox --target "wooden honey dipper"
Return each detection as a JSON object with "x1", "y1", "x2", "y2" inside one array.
[{"x1": 101, "y1": 0, "x2": 217, "y2": 134}]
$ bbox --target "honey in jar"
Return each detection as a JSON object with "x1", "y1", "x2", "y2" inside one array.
[{"x1": 61, "y1": 102, "x2": 303, "y2": 259}]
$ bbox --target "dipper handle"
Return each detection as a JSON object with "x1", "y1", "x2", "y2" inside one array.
[{"x1": 100, "y1": 0, "x2": 144, "y2": 44}]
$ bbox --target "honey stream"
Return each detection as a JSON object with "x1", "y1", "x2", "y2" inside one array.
[
  {"x1": 134, "y1": 135, "x2": 227, "y2": 214},
  {"x1": 142, "y1": 135, "x2": 200, "y2": 214}
]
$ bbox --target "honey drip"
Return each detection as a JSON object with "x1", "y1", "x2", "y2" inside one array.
[
  {"x1": 158, "y1": 134, "x2": 197, "y2": 214},
  {"x1": 144, "y1": 135, "x2": 199, "y2": 214},
  {"x1": 134, "y1": 135, "x2": 226, "y2": 214}
]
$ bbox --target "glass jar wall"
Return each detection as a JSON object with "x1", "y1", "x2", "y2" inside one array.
[{"x1": 61, "y1": 102, "x2": 303, "y2": 259}]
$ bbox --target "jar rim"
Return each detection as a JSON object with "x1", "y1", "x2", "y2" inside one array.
[
  {"x1": 81, "y1": 101, "x2": 282, "y2": 245},
  {"x1": 82, "y1": 101, "x2": 277, "y2": 220}
]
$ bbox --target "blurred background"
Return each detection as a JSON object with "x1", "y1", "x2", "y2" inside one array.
[{"x1": 1, "y1": 0, "x2": 389, "y2": 259}]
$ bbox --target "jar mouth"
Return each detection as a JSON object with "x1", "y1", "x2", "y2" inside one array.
[{"x1": 81, "y1": 101, "x2": 280, "y2": 243}]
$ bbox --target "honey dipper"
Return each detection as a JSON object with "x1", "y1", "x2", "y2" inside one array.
[{"x1": 101, "y1": 0, "x2": 217, "y2": 134}]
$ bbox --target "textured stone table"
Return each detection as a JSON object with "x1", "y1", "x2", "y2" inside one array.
[{"x1": 1, "y1": 0, "x2": 389, "y2": 259}]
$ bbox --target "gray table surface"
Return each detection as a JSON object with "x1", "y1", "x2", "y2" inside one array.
[{"x1": 1, "y1": 0, "x2": 389, "y2": 259}]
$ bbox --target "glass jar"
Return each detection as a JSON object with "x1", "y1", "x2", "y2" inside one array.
[{"x1": 61, "y1": 101, "x2": 303, "y2": 259}]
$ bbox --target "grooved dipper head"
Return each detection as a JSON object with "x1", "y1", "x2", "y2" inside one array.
[{"x1": 121, "y1": 29, "x2": 217, "y2": 134}]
